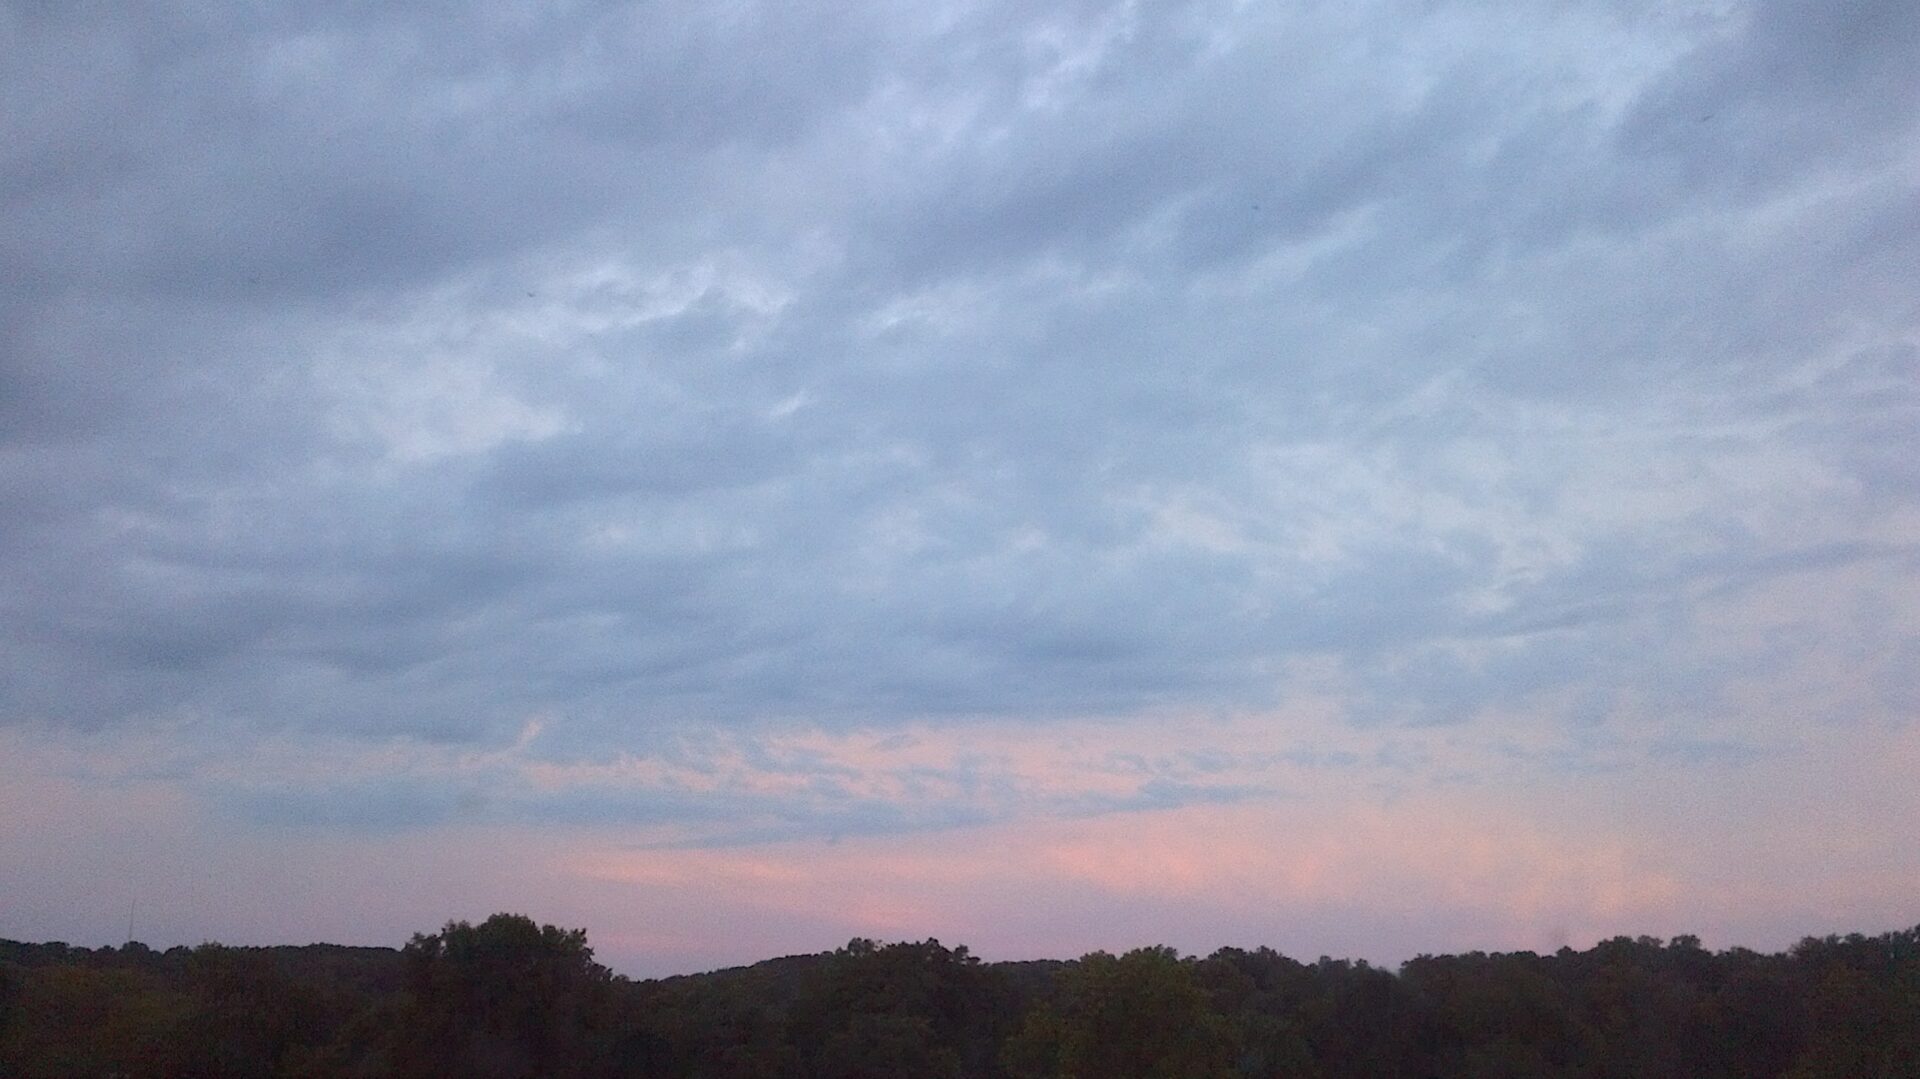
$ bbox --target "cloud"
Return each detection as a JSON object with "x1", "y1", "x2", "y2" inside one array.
[{"x1": 0, "y1": 0, "x2": 1914, "y2": 962}]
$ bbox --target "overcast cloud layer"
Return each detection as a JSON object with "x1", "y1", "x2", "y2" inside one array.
[{"x1": 3, "y1": 0, "x2": 1916, "y2": 974}]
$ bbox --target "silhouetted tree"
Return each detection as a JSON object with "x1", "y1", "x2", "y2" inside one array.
[
  {"x1": 1007, "y1": 946, "x2": 1235, "y2": 1079},
  {"x1": 5, "y1": 919, "x2": 1919, "y2": 1078},
  {"x1": 0, "y1": 962, "x2": 189, "y2": 1078},
  {"x1": 393, "y1": 913, "x2": 619, "y2": 1079},
  {"x1": 785, "y1": 938, "x2": 1015, "y2": 1078},
  {"x1": 1786, "y1": 928, "x2": 1920, "y2": 1079}
]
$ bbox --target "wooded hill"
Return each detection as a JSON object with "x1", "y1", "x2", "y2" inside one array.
[{"x1": 3, "y1": 917, "x2": 1916, "y2": 1077}]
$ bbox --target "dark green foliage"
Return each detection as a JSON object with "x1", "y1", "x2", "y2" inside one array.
[
  {"x1": 3, "y1": 921, "x2": 1917, "y2": 1077},
  {"x1": 624, "y1": 953, "x2": 820, "y2": 1078},
  {"x1": 0, "y1": 962, "x2": 13, "y2": 1050},
  {"x1": 393, "y1": 913, "x2": 624, "y2": 1079},
  {"x1": 0, "y1": 962, "x2": 192, "y2": 1077},
  {"x1": 1786, "y1": 928, "x2": 1920, "y2": 1079},
  {"x1": 1401, "y1": 950, "x2": 1590, "y2": 1077},
  {"x1": 788, "y1": 938, "x2": 1018, "y2": 1079},
  {"x1": 1006, "y1": 946, "x2": 1236, "y2": 1079},
  {"x1": 622, "y1": 938, "x2": 1019, "y2": 1079},
  {"x1": 1293, "y1": 955, "x2": 1426, "y2": 1078},
  {"x1": 1193, "y1": 947, "x2": 1321, "y2": 1077},
  {"x1": 0, "y1": 939, "x2": 404, "y2": 1078}
]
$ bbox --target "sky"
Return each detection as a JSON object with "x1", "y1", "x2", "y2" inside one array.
[{"x1": 1, "y1": 0, "x2": 1916, "y2": 978}]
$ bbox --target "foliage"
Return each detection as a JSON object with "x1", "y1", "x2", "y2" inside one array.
[
  {"x1": 3, "y1": 921, "x2": 1918, "y2": 1077},
  {"x1": 393, "y1": 913, "x2": 622, "y2": 1079},
  {"x1": 1007, "y1": 947, "x2": 1235, "y2": 1079}
]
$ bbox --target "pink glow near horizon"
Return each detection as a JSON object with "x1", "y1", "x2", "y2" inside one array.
[{"x1": 7, "y1": 716, "x2": 1913, "y2": 977}]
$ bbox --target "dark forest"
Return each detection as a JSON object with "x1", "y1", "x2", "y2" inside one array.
[{"x1": 3, "y1": 915, "x2": 1916, "y2": 1077}]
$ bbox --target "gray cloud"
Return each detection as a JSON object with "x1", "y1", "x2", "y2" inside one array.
[{"x1": 1, "y1": 0, "x2": 1914, "y2": 846}]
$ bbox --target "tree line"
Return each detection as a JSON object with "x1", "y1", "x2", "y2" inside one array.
[{"x1": 3, "y1": 915, "x2": 1916, "y2": 1077}]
